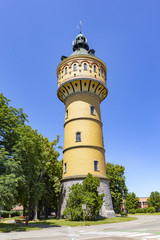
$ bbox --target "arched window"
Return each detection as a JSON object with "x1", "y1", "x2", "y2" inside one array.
[
  {"x1": 73, "y1": 64, "x2": 77, "y2": 71},
  {"x1": 65, "y1": 109, "x2": 68, "y2": 119},
  {"x1": 76, "y1": 132, "x2": 81, "y2": 142},
  {"x1": 94, "y1": 65, "x2": 96, "y2": 72},
  {"x1": 65, "y1": 67, "x2": 67, "y2": 74},
  {"x1": 84, "y1": 63, "x2": 87, "y2": 70},
  {"x1": 90, "y1": 105, "x2": 95, "y2": 115},
  {"x1": 64, "y1": 163, "x2": 67, "y2": 173},
  {"x1": 94, "y1": 160, "x2": 99, "y2": 171}
]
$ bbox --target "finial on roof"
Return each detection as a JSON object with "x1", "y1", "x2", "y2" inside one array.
[{"x1": 79, "y1": 21, "x2": 82, "y2": 34}]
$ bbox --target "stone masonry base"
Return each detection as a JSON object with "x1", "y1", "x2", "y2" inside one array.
[{"x1": 59, "y1": 177, "x2": 115, "y2": 218}]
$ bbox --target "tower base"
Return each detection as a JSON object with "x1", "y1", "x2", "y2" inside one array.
[{"x1": 59, "y1": 176, "x2": 115, "y2": 218}]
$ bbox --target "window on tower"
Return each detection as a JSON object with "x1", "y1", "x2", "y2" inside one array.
[
  {"x1": 94, "y1": 65, "x2": 97, "y2": 72},
  {"x1": 84, "y1": 63, "x2": 87, "y2": 70},
  {"x1": 65, "y1": 67, "x2": 67, "y2": 74},
  {"x1": 65, "y1": 109, "x2": 68, "y2": 119},
  {"x1": 64, "y1": 163, "x2": 67, "y2": 173},
  {"x1": 76, "y1": 132, "x2": 81, "y2": 142},
  {"x1": 90, "y1": 105, "x2": 95, "y2": 115},
  {"x1": 73, "y1": 64, "x2": 77, "y2": 71},
  {"x1": 94, "y1": 160, "x2": 99, "y2": 171}
]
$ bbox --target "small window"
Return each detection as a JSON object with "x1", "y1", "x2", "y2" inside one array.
[
  {"x1": 76, "y1": 132, "x2": 81, "y2": 142},
  {"x1": 64, "y1": 163, "x2": 67, "y2": 173},
  {"x1": 84, "y1": 63, "x2": 87, "y2": 70},
  {"x1": 65, "y1": 67, "x2": 67, "y2": 74},
  {"x1": 90, "y1": 105, "x2": 95, "y2": 115},
  {"x1": 94, "y1": 65, "x2": 96, "y2": 72},
  {"x1": 73, "y1": 64, "x2": 77, "y2": 71},
  {"x1": 65, "y1": 109, "x2": 68, "y2": 119},
  {"x1": 94, "y1": 160, "x2": 99, "y2": 171}
]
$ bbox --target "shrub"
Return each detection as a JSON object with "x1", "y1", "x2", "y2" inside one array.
[
  {"x1": 63, "y1": 173, "x2": 104, "y2": 221},
  {"x1": 128, "y1": 209, "x2": 136, "y2": 214},
  {"x1": 146, "y1": 207, "x2": 156, "y2": 213},
  {"x1": 1, "y1": 210, "x2": 22, "y2": 218},
  {"x1": 136, "y1": 208, "x2": 144, "y2": 213},
  {"x1": 121, "y1": 211, "x2": 127, "y2": 216}
]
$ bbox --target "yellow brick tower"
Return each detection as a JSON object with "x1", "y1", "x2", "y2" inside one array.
[{"x1": 57, "y1": 32, "x2": 115, "y2": 218}]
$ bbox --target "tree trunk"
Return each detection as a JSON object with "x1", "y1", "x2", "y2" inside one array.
[
  {"x1": 38, "y1": 208, "x2": 41, "y2": 219},
  {"x1": 23, "y1": 204, "x2": 26, "y2": 217},
  {"x1": 28, "y1": 204, "x2": 32, "y2": 220},
  {"x1": 33, "y1": 204, "x2": 38, "y2": 221},
  {"x1": 45, "y1": 204, "x2": 48, "y2": 219}
]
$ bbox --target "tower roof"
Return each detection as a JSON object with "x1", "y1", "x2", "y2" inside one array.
[
  {"x1": 61, "y1": 33, "x2": 96, "y2": 60},
  {"x1": 70, "y1": 33, "x2": 95, "y2": 57}
]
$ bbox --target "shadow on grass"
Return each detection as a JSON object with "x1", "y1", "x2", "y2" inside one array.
[
  {"x1": 31, "y1": 216, "x2": 137, "y2": 227},
  {"x1": 29, "y1": 222, "x2": 61, "y2": 228},
  {"x1": 0, "y1": 223, "x2": 41, "y2": 233}
]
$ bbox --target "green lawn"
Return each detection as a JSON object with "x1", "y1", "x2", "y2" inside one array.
[
  {"x1": 31, "y1": 216, "x2": 137, "y2": 227},
  {"x1": 0, "y1": 216, "x2": 137, "y2": 232},
  {"x1": 0, "y1": 223, "x2": 41, "y2": 232}
]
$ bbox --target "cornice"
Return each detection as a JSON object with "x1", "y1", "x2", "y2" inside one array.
[
  {"x1": 63, "y1": 145, "x2": 105, "y2": 153},
  {"x1": 64, "y1": 117, "x2": 103, "y2": 127}
]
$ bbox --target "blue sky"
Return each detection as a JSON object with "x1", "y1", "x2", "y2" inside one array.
[{"x1": 0, "y1": 0, "x2": 160, "y2": 197}]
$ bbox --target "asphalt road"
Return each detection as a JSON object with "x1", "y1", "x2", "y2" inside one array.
[{"x1": 0, "y1": 215, "x2": 160, "y2": 240}]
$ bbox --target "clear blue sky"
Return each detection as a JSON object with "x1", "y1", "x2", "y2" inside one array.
[{"x1": 0, "y1": 0, "x2": 160, "y2": 197}]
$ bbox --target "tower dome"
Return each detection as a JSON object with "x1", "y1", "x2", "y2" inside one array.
[{"x1": 73, "y1": 33, "x2": 89, "y2": 52}]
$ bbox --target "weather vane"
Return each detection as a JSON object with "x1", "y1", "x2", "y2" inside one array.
[
  {"x1": 79, "y1": 21, "x2": 82, "y2": 33},
  {"x1": 77, "y1": 21, "x2": 82, "y2": 34}
]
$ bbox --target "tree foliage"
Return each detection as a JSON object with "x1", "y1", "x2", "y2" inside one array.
[
  {"x1": 126, "y1": 192, "x2": 139, "y2": 211},
  {"x1": 106, "y1": 162, "x2": 128, "y2": 214},
  {"x1": 0, "y1": 93, "x2": 27, "y2": 208},
  {"x1": 0, "y1": 93, "x2": 62, "y2": 218},
  {"x1": 147, "y1": 191, "x2": 160, "y2": 212},
  {"x1": 63, "y1": 173, "x2": 104, "y2": 220}
]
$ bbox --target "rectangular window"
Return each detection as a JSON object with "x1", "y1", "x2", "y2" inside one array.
[
  {"x1": 73, "y1": 64, "x2": 77, "y2": 71},
  {"x1": 94, "y1": 160, "x2": 99, "y2": 171},
  {"x1": 64, "y1": 163, "x2": 67, "y2": 173},
  {"x1": 65, "y1": 109, "x2": 68, "y2": 119},
  {"x1": 84, "y1": 63, "x2": 87, "y2": 70},
  {"x1": 76, "y1": 132, "x2": 81, "y2": 142},
  {"x1": 65, "y1": 67, "x2": 67, "y2": 74},
  {"x1": 90, "y1": 105, "x2": 95, "y2": 115},
  {"x1": 94, "y1": 65, "x2": 96, "y2": 72}
]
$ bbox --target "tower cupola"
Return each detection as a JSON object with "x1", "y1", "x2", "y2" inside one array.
[{"x1": 73, "y1": 33, "x2": 89, "y2": 52}]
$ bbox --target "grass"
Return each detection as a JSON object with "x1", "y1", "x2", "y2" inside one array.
[
  {"x1": 129, "y1": 213, "x2": 160, "y2": 215},
  {"x1": 0, "y1": 223, "x2": 41, "y2": 232},
  {"x1": 0, "y1": 216, "x2": 137, "y2": 232},
  {"x1": 31, "y1": 216, "x2": 137, "y2": 227},
  {"x1": 2, "y1": 216, "x2": 24, "y2": 221}
]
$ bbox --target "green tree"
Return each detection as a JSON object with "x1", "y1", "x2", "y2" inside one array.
[
  {"x1": 147, "y1": 191, "x2": 160, "y2": 212},
  {"x1": 0, "y1": 94, "x2": 27, "y2": 208},
  {"x1": 0, "y1": 93, "x2": 62, "y2": 219},
  {"x1": 13, "y1": 125, "x2": 47, "y2": 220},
  {"x1": 126, "y1": 192, "x2": 139, "y2": 211},
  {"x1": 0, "y1": 93, "x2": 27, "y2": 154},
  {"x1": 106, "y1": 162, "x2": 128, "y2": 214},
  {"x1": 39, "y1": 137, "x2": 63, "y2": 218},
  {"x1": 63, "y1": 173, "x2": 104, "y2": 220},
  {"x1": 14, "y1": 127, "x2": 62, "y2": 220}
]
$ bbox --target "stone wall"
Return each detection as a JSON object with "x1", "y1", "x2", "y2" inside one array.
[{"x1": 59, "y1": 178, "x2": 115, "y2": 218}]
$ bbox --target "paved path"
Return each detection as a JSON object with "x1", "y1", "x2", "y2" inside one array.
[{"x1": 0, "y1": 215, "x2": 160, "y2": 240}]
